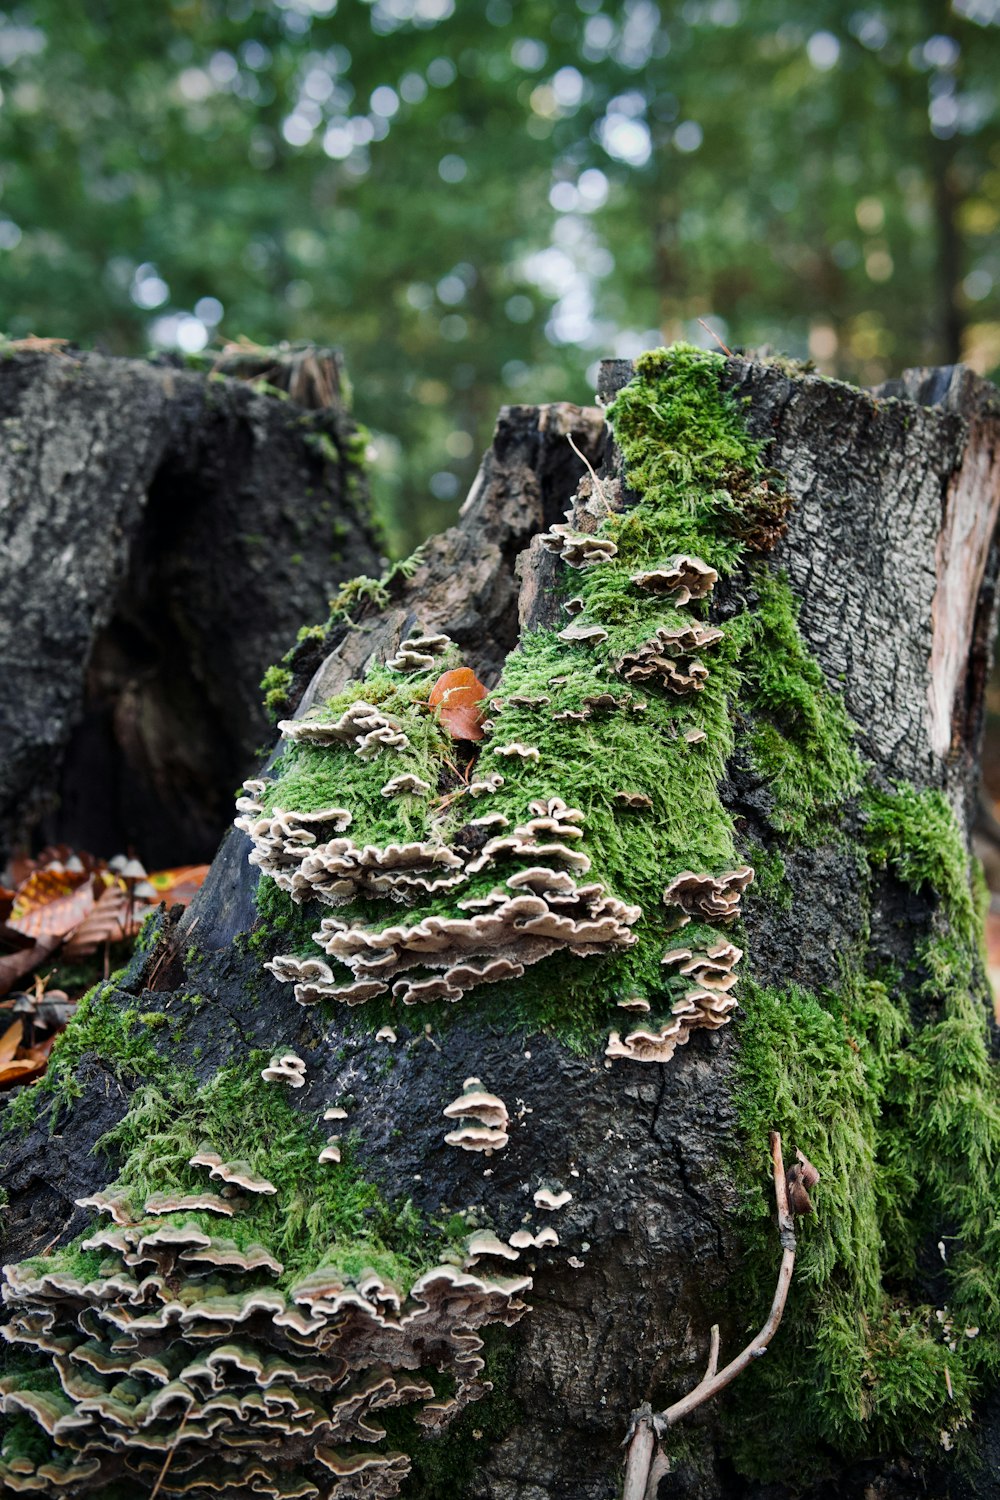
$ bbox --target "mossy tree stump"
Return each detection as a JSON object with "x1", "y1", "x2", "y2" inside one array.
[{"x1": 2, "y1": 350, "x2": 1000, "y2": 1500}]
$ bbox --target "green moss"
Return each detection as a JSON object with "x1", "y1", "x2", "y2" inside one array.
[
  {"x1": 260, "y1": 663, "x2": 294, "y2": 723},
  {"x1": 738, "y1": 568, "x2": 862, "y2": 838},
  {"x1": 252, "y1": 344, "x2": 861, "y2": 1053},
  {"x1": 729, "y1": 784, "x2": 1000, "y2": 1475},
  {"x1": 864, "y1": 784, "x2": 978, "y2": 948},
  {"x1": 66, "y1": 1058, "x2": 469, "y2": 1292},
  {"x1": 2, "y1": 981, "x2": 170, "y2": 1135}
]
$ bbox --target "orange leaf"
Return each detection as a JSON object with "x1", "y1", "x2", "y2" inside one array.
[
  {"x1": 0, "y1": 1019, "x2": 23, "y2": 1064},
  {"x1": 0, "y1": 1056, "x2": 49, "y2": 1088},
  {"x1": 429, "y1": 667, "x2": 487, "y2": 743},
  {"x1": 147, "y1": 865, "x2": 210, "y2": 906},
  {"x1": 60, "y1": 887, "x2": 155, "y2": 957},
  {"x1": 9, "y1": 883, "x2": 95, "y2": 940}
]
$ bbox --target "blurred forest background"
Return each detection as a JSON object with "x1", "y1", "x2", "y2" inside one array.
[{"x1": 0, "y1": 0, "x2": 999, "y2": 552}]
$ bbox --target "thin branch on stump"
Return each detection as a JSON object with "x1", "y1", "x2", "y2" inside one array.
[{"x1": 621, "y1": 1131, "x2": 806, "y2": 1500}]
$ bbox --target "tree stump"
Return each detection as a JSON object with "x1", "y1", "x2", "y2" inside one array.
[
  {"x1": 2, "y1": 348, "x2": 999, "y2": 1500},
  {"x1": 0, "y1": 346, "x2": 380, "y2": 866}
]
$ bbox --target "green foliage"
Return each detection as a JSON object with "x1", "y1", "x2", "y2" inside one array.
[
  {"x1": 2, "y1": 4, "x2": 997, "y2": 551},
  {"x1": 76, "y1": 1060, "x2": 467, "y2": 1291},
  {"x1": 2, "y1": 980, "x2": 170, "y2": 1135},
  {"x1": 864, "y1": 784, "x2": 979, "y2": 948},
  {"x1": 738, "y1": 567, "x2": 863, "y2": 837},
  {"x1": 260, "y1": 663, "x2": 294, "y2": 723}
]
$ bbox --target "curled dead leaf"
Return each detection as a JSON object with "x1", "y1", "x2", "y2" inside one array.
[
  {"x1": 429, "y1": 666, "x2": 488, "y2": 742},
  {"x1": 785, "y1": 1147, "x2": 820, "y2": 1216}
]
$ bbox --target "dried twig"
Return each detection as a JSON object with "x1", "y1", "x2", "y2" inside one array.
[
  {"x1": 621, "y1": 1132, "x2": 804, "y2": 1499},
  {"x1": 566, "y1": 431, "x2": 614, "y2": 515},
  {"x1": 150, "y1": 1404, "x2": 190, "y2": 1499},
  {"x1": 697, "y1": 318, "x2": 733, "y2": 356}
]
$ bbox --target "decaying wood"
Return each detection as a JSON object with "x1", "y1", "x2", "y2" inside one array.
[
  {"x1": 621, "y1": 1133, "x2": 802, "y2": 1500},
  {"x1": 0, "y1": 347, "x2": 379, "y2": 866},
  {"x1": 2, "y1": 358, "x2": 999, "y2": 1500}
]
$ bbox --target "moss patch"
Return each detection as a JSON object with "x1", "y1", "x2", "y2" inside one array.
[
  {"x1": 253, "y1": 345, "x2": 861, "y2": 1053},
  {"x1": 2, "y1": 978, "x2": 170, "y2": 1136},
  {"x1": 73, "y1": 1059, "x2": 466, "y2": 1291},
  {"x1": 729, "y1": 784, "x2": 1000, "y2": 1476}
]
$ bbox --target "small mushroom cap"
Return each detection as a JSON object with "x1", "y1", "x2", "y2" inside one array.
[
  {"x1": 323, "y1": 1106, "x2": 349, "y2": 1120},
  {"x1": 464, "y1": 1231, "x2": 520, "y2": 1263},
  {"x1": 375, "y1": 1025, "x2": 397, "y2": 1042},
  {"x1": 444, "y1": 1124, "x2": 509, "y2": 1153},
  {"x1": 533, "y1": 1187, "x2": 572, "y2": 1211},
  {"x1": 557, "y1": 622, "x2": 609, "y2": 645},
  {"x1": 380, "y1": 772, "x2": 433, "y2": 797},
  {"x1": 143, "y1": 1192, "x2": 236, "y2": 1218},
  {"x1": 318, "y1": 1136, "x2": 342, "y2": 1164},
  {"x1": 74, "y1": 1193, "x2": 135, "y2": 1225},
  {"x1": 119, "y1": 857, "x2": 147, "y2": 882},
  {"x1": 189, "y1": 1150, "x2": 277, "y2": 1195},
  {"x1": 492, "y1": 742, "x2": 541, "y2": 761},
  {"x1": 443, "y1": 1079, "x2": 509, "y2": 1130}
]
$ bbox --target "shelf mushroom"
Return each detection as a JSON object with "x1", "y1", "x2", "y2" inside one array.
[{"x1": 443, "y1": 1077, "x2": 510, "y2": 1155}]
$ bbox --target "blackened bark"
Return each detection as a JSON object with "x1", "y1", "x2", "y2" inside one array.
[
  {"x1": 0, "y1": 346, "x2": 380, "y2": 866},
  {"x1": 2, "y1": 359, "x2": 999, "y2": 1500}
]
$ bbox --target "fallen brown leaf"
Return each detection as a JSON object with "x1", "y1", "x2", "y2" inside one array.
[
  {"x1": 429, "y1": 667, "x2": 487, "y2": 742},
  {"x1": 0, "y1": 1018, "x2": 23, "y2": 1064}
]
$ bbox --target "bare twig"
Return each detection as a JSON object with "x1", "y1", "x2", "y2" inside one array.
[
  {"x1": 697, "y1": 318, "x2": 733, "y2": 356},
  {"x1": 621, "y1": 1132, "x2": 803, "y2": 1498},
  {"x1": 566, "y1": 431, "x2": 613, "y2": 515},
  {"x1": 621, "y1": 1404, "x2": 658, "y2": 1500},
  {"x1": 150, "y1": 1404, "x2": 191, "y2": 1499}
]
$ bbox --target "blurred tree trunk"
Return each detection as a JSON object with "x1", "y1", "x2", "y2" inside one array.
[{"x1": 2, "y1": 354, "x2": 1000, "y2": 1500}]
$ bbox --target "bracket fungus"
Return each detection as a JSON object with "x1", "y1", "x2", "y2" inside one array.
[
  {"x1": 443, "y1": 1077, "x2": 510, "y2": 1155},
  {"x1": 318, "y1": 1136, "x2": 342, "y2": 1165},
  {"x1": 189, "y1": 1150, "x2": 278, "y2": 1196},
  {"x1": 618, "y1": 621, "x2": 723, "y2": 695},
  {"x1": 538, "y1": 522, "x2": 618, "y2": 568},
  {"x1": 557, "y1": 622, "x2": 610, "y2": 646},
  {"x1": 0, "y1": 1190, "x2": 532, "y2": 1498},
  {"x1": 277, "y1": 701, "x2": 411, "y2": 759},
  {"x1": 508, "y1": 1227, "x2": 559, "y2": 1251},
  {"x1": 463, "y1": 1231, "x2": 521, "y2": 1266},
  {"x1": 663, "y1": 866, "x2": 754, "y2": 923},
  {"x1": 385, "y1": 630, "x2": 452, "y2": 673},
  {"x1": 533, "y1": 1186, "x2": 572, "y2": 1212},
  {"x1": 467, "y1": 770, "x2": 505, "y2": 796},
  {"x1": 492, "y1": 742, "x2": 541, "y2": 762},
  {"x1": 379, "y1": 772, "x2": 432, "y2": 798},
  {"x1": 630, "y1": 554, "x2": 718, "y2": 604},
  {"x1": 261, "y1": 1052, "x2": 307, "y2": 1088}
]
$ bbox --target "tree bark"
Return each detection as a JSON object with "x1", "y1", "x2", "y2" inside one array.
[
  {"x1": 0, "y1": 346, "x2": 380, "y2": 867},
  {"x1": 2, "y1": 353, "x2": 999, "y2": 1500}
]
